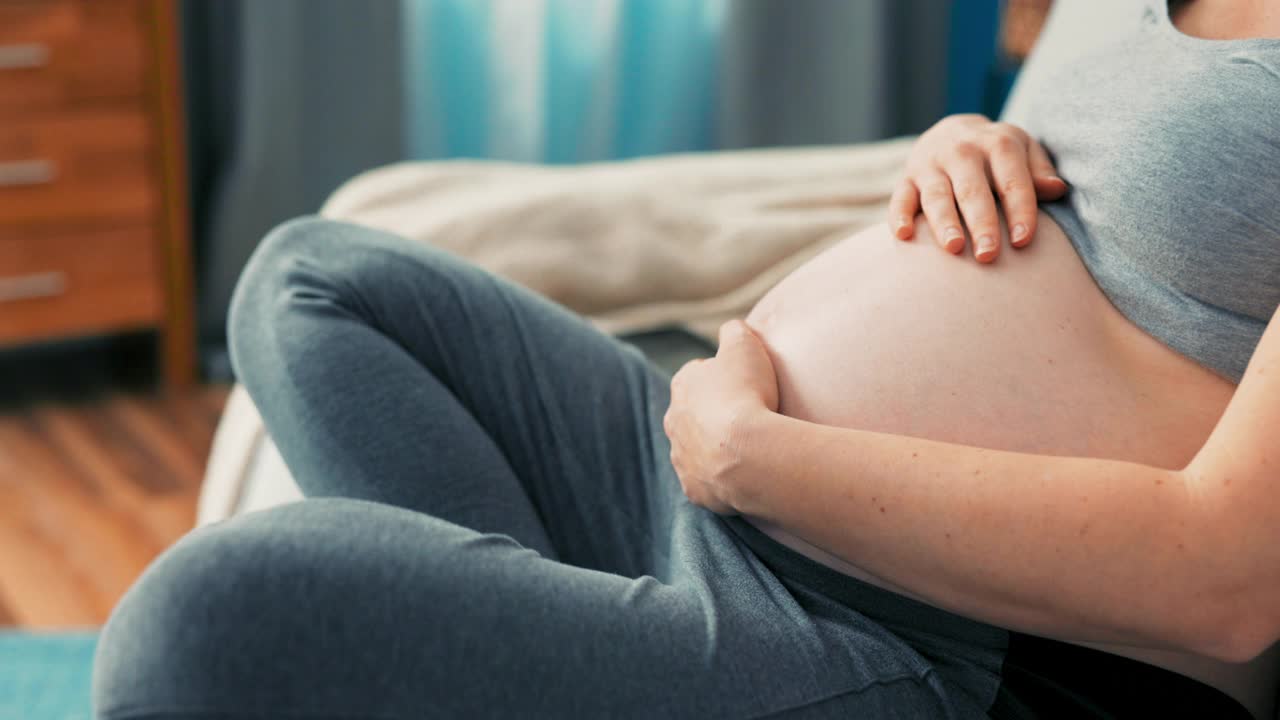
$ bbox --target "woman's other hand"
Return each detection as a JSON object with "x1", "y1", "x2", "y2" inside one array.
[
  {"x1": 664, "y1": 320, "x2": 778, "y2": 515},
  {"x1": 888, "y1": 114, "x2": 1068, "y2": 263}
]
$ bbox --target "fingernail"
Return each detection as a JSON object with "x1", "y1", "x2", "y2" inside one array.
[
  {"x1": 975, "y1": 235, "x2": 998, "y2": 260},
  {"x1": 895, "y1": 217, "x2": 911, "y2": 238},
  {"x1": 944, "y1": 227, "x2": 965, "y2": 253},
  {"x1": 1012, "y1": 223, "x2": 1029, "y2": 244}
]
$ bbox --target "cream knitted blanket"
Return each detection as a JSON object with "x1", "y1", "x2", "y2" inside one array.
[{"x1": 320, "y1": 138, "x2": 912, "y2": 341}]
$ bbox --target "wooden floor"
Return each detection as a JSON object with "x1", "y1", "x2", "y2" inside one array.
[{"x1": 0, "y1": 336, "x2": 229, "y2": 629}]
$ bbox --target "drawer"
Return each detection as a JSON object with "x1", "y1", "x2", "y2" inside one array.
[
  {"x1": 0, "y1": 0, "x2": 147, "y2": 114},
  {"x1": 0, "y1": 109, "x2": 156, "y2": 227},
  {"x1": 0, "y1": 224, "x2": 162, "y2": 345}
]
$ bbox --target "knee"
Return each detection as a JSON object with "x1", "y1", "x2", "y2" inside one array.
[
  {"x1": 93, "y1": 518, "x2": 282, "y2": 718},
  {"x1": 226, "y1": 216, "x2": 466, "y2": 385},
  {"x1": 227, "y1": 216, "x2": 364, "y2": 383},
  {"x1": 93, "y1": 501, "x2": 475, "y2": 718},
  {"x1": 228, "y1": 216, "x2": 327, "y2": 346}
]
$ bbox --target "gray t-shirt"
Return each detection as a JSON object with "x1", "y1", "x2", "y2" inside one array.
[{"x1": 1019, "y1": 0, "x2": 1280, "y2": 382}]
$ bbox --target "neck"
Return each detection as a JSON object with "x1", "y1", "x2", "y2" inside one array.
[{"x1": 1173, "y1": 0, "x2": 1280, "y2": 40}]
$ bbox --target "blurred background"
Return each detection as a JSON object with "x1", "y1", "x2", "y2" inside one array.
[
  {"x1": 0, "y1": 0, "x2": 1045, "y2": 715},
  {"x1": 184, "y1": 0, "x2": 1029, "y2": 379}
]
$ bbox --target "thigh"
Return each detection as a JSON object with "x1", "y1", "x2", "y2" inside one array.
[
  {"x1": 94, "y1": 501, "x2": 959, "y2": 720},
  {"x1": 230, "y1": 217, "x2": 680, "y2": 575}
]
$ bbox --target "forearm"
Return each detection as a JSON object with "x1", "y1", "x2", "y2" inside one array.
[{"x1": 731, "y1": 411, "x2": 1246, "y2": 659}]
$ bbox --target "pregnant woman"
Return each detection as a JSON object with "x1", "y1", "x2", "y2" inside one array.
[{"x1": 95, "y1": 1, "x2": 1279, "y2": 718}]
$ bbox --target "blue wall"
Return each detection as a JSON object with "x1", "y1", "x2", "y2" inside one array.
[{"x1": 946, "y1": 0, "x2": 1016, "y2": 117}]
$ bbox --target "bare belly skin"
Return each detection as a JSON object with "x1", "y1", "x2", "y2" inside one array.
[{"x1": 744, "y1": 213, "x2": 1278, "y2": 718}]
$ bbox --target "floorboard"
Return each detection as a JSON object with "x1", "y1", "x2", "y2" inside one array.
[{"x1": 0, "y1": 370, "x2": 228, "y2": 629}]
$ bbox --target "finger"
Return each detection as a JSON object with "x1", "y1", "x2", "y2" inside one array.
[
  {"x1": 718, "y1": 320, "x2": 742, "y2": 348},
  {"x1": 1027, "y1": 140, "x2": 1068, "y2": 199},
  {"x1": 718, "y1": 320, "x2": 779, "y2": 408},
  {"x1": 916, "y1": 168, "x2": 967, "y2": 255},
  {"x1": 717, "y1": 320, "x2": 757, "y2": 363},
  {"x1": 987, "y1": 135, "x2": 1039, "y2": 248},
  {"x1": 941, "y1": 144, "x2": 1002, "y2": 263},
  {"x1": 718, "y1": 320, "x2": 765, "y2": 363},
  {"x1": 887, "y1": 178, "x2": 919, "y2": 240},
  {"x1": 671, "y1": 360, "x2": 701, "y2": 389}
]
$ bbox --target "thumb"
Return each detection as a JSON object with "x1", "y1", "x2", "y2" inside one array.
[
  {"x1": 717, "y1": 319, "x2": 752, "y2": 354},
  {"x1": 717, "y1": 321, "x2": 769, "y2": 367},
  {"x1": 717, "y1": 320, "x2": 779, "y2": 409}
]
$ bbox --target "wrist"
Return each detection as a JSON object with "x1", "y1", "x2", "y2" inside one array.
[{"x1": 724, "y1": 406, "x2": 785, "y2": 516}]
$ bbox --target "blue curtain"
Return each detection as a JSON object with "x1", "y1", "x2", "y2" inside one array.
[{"x1": 403, "y1": 0, "x2": 726, "y2": 164}]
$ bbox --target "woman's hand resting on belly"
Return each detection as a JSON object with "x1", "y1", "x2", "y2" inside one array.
[
  {"x1": 888, "y1": 113, "x2": 1066, "y2": 262},
  {"x1": 665, "y1": 321, "x2": 780, "y2": 516}
]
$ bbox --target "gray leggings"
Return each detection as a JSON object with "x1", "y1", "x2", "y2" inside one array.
[{"x1": 92, "y1": 218, "x2": 1008, "y2": 719}]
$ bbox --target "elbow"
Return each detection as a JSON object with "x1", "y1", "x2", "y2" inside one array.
[
  {"x1": 1218, "y1": 618, "x2": 1277, "y2": 664},
  {"x1": 1192, "y1": 600, "x2": 1277, "y2": 664},
  {"x1": 1175, "y1": 466, "x2": 1278, "y2": 663}
]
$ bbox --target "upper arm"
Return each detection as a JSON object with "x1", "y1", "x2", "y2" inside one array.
[{"x1": 1190, "y1": 305, "x2": 1280, "y2": 480}]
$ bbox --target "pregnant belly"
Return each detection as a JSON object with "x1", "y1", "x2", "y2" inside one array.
[{"x1": 743, "y1": 214, "x2": 1275, "y2": 715}]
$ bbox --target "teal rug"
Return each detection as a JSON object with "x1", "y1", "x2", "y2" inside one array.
[{"x1": 0, "y1": 631, "x2": 98, "y2": 720}]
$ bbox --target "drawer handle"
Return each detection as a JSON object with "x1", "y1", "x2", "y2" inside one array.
[
  {"x1": 0, "y1": 43, "x2": 50, "y2": 71},
  {"x1": 0, "y1": 272, "x2": 67, "y2": 303},
  {"x1": 0, "y1": 160, "x2": 56, "y2": 187}
]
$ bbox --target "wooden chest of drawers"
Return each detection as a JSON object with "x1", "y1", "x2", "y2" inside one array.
[{"x1": 0, "y1": 0, "x2": 193, "y2": 386}]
